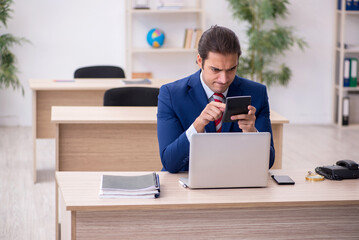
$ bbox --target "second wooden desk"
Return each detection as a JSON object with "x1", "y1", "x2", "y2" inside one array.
[{"x1": 51, "y1": 106, "x2": 288, "y2": 172}]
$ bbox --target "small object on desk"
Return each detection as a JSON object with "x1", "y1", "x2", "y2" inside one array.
[
  {"x1": 53, "y1": 79, "x2": 75, "y2": 82},
  {"x1": 305, "y1": 171, "x2": 324, "y2": 182},
  {"x1": 178, "y1": 179, "x2": 188, "y2": 188},
  {"x1": 99, "y1": 172, "x2": 160, "y2": 199},
  {"x1": 315, "y1": 160, "x2": 359, "y2": 180},
  {"x1": 271, "y1": 175, "x2": 295, "y2": 185},
  {"x1": 120, "y1": 78, "x2": 152, "y2": 85}
]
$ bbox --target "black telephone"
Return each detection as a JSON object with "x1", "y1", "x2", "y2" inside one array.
[{"x1": 315, "y1": 160, "x2": 359, "y2": 180}]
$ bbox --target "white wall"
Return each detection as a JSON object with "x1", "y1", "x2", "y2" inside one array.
[
  {"x1": 0, "y1": 0, "x2": 126, "y2": 126},
  {"x1": 267, "y1": 0, "x2": 335, "y2": 124},
  {"x1": 204, "y1": 0, "x2": 336, "y2": 124},
  {"x1": 0, "y1": 0, "x2": 335, "y2": 126}
]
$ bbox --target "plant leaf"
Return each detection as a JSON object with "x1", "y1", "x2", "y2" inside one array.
[
  {"x1": 0, "y1": 0, "x2": 13, "y2": 27},
  {"x1": 228, "y1": 0, "x2": 307, "y2": 87}
]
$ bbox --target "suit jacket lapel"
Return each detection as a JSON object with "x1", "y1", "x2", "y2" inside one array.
[
  {"x1": 187, "y1": 70, "x2": 216, "y2": 132},
  {"x1": 222, "y1": 77, "x2": 243, "y2": 132},
  {"x1": 188, "y1": 70, "x2": 207, "y2": 112}
]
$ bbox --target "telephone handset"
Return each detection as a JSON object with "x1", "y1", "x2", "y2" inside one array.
[
  {"x1": 336, "y1": 160, "x2": 358, "y2": 170},
  {"x1": 315, "y1": 160, "x2": 359, "y2": 180}
]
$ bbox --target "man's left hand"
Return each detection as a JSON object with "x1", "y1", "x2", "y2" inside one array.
[{"x1": 230, "y1": 105, "x2": 257, "y2": 132}]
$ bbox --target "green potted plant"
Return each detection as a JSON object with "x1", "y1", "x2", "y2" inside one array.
[
  {"x1": 0, "y1": 0, "x2": 27, "y2": 95},
  {"x1": 227, "y1": 0, "x2": 307, "y2": 87}
]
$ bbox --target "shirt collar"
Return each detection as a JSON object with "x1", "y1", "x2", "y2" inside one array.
[{"x1": 200, "y1": 71, "x2": 228, "y2": 100}]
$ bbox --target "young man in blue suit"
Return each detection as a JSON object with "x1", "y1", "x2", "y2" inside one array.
[{"x1": 157, "y1": 25, "x2": 275, "y2": 173}]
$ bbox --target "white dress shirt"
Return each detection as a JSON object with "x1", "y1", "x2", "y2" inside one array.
[{"x1": 185, "y1": 72, "x2": 228, "y2": 141}]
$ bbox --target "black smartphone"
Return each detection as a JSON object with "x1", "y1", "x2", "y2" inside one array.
[
  {"x1": 271, "y1": 175, "x2": 295, "y2": 185},
  {"x1": 222, "y1": 96, "x2": 251, "y2": 122}
]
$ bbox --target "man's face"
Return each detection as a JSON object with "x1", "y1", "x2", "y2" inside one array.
[{"x1": 197, "y1": 52, "x2": 238, "y2": 93}]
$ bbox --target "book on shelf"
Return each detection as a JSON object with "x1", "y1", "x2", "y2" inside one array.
[
  {"x1": 338, "y1": 0, "x2": 350, "y2": 10},
  {"x1": 338, "y1": 0, "x2": 359, "y2": 10},
  {"x1": 99, "y1": 172, "x2": 160, "y2": 199},
  {"x1": 354, "y1": 0, "x2": 359, "y2": 10},
  {"x1": 344, "y1": 58, "x2": 351, "y2": 87},
  {"x1": 190, "y1": 29, "x2": 197, "y2": 49},
  {"x1": 183, "y1": 28, "x2": 194, "y2": 49},
  {"x1": 183, "y1": 29, "x2": 188, "y2": 48},
  {"x1": 343, "y1": 57, "x2": 358, "y2": 87},
  {"x1": 193, "y1": 29, "x2": 202, "y2": 49},
  {"x1": 350, "y1": 58, "x2": 357, "y2": 87},
  {"x1": 183, "y1": 28, "x2": 202, "y2": 49}
]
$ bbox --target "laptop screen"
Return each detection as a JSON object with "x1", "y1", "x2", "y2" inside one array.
[{"x1": 186, "y1": 132, "x2": 270, "y2": 188}]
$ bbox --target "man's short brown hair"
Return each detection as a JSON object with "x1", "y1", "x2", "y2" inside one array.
[{"x1": 198, "y1": 25, "x2": 242, "y2": 66}]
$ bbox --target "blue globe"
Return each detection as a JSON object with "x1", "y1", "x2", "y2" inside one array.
[{"x1": 146, "y1": 28, "x2": 165, "y2": 48}]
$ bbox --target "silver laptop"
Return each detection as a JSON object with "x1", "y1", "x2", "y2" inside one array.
[{"x1": 180, "y1": 132, "x2": 271, "y2": 189}]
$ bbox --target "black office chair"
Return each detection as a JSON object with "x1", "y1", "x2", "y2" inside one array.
[
  {"x1": 74, "y1": 66, "x2": 125, "y2": 78},
  {"x1": 103, "y1": 87, "x2": 159, "y2": 106}
]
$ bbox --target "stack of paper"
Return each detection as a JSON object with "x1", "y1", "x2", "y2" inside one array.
[
  {"x1": 99, "y1": 173, "x2": 160, "y2": 199},
  {"x1": 120, "y1": 78, "x2": 152, "y2": 85}
]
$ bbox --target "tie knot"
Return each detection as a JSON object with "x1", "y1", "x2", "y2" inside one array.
[{"x1": 213, "y1": 93, "x2": 224, "y2": 103}]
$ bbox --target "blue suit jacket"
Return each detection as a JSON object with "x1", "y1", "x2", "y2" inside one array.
[{"x1": 157, "y1": 70, "x2": 275, "y2": 173}]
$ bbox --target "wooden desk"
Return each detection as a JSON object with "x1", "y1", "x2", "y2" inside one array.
[
  {"x1": 270, "y1": 110, "x2": 289, "y2": 169},
  {"x1": 30, "y1": 78, "x2": 171, "y2": 182},
  {"x1": 52, "y1": 106, "x2": 162, "y2": 172},
  {"x1": 56, "y1": 170, "x2": 359, "y2": 239},
  {"x1": 51, "y1": 106, "x2": 288, "y2": 173}
]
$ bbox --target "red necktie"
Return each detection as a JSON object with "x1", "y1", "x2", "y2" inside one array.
[{"x1": 213, "y1": 93, "x2": 224, "y2": 132}]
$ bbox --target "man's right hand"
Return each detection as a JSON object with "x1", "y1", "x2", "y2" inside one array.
[{"x1": 193, "y1": 101, "x2": 225, "y2": 133}]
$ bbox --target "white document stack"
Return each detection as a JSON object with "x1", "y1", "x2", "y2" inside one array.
[{"x1": 99, "y1": 172, "x2": 160, "y2": 199}]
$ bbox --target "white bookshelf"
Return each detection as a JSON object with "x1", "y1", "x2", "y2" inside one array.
[
  {"x1": 131, "y1": 9, "x2": 203, "y2": 14},
  {"x1": 132, "y1": 48, "x2": 198, "y2": 53},
  {"x1": 126, "y1": 0, "x2": 204, "y2": 79},
  {"x1": 333, "y1": 2, "x2": 359, "y2": 127}
]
